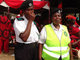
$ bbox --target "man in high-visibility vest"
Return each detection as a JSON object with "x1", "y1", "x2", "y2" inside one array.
[{"x1": 38, "y1": 8, "x2": 73, "y2": 60}]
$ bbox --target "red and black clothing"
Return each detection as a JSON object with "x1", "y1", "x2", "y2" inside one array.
[{"x1": 0, "y1": 16, "x2": 15, "y2": 53}]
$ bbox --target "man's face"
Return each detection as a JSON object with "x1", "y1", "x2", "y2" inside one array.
[
  {"x1": 51, "y1": 12, "x2": 61, "y2": 25},
  {"x1": 24, "y1": 6, "x2": 34, "y2": 17}
]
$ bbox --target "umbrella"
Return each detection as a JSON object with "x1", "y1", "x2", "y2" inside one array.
[
  {"x1": 0, "y1": 1, "x2": 10, "y2": 13},
  {"x1": 0, "y1": 0, "x2": 50, "y2": 14},
  {"x1": 0, "y1": 0, "x2": 24, "y2": 14},
  {"x1": 33, "y1": 0, "x2": 50, "y2": 10},
  {"x1": 0, "y1": 0, "x2": 50, "y2": 9},
  {"x1": 0, "y1": 1, "x2": 9, "y2": 7},
  {"x1": 0, "y1": 0, "x2": 24, "y2": 9},
  {"x1": 0, "y1": 0, "x2": 3, "y2": 4}
]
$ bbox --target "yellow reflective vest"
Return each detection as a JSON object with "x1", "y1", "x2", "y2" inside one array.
[{"x1": 42, "y1": 24, "x2": 70, "y2": 60}]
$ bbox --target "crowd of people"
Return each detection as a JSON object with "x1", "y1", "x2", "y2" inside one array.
[{"x1": 0, "y1": 0, "x2": 80, "y2": 60}]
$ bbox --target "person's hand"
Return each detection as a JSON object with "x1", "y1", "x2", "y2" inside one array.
[
  {"x1": 39, "y1": 58, "x2": 42, "y2": 60},
  {"x1": 28, "y1": 11, "x2": 35, "y2": 21},
  {"x1": 70, "y1": 57, "x2": 74, "y2": 60}
]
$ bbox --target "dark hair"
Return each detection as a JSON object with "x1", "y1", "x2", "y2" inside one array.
[
  {"x1": 50, "y1": 8, "x2": 62, "y2": 18},
  {"x1": 20, "y1": 0, "x2": 33, "y2": 10}
]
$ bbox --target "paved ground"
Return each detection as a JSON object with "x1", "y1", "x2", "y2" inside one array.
[
  {"x1": 0, "y1": 47, "x2": 80, "y2": 60},
  {"x1": 0, "y1": 47, "x2": 15, "y2": 60}
]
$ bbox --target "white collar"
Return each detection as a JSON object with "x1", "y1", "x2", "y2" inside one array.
[{"x1": 51, "y1": 23, "x2": 64, "y2": 31}]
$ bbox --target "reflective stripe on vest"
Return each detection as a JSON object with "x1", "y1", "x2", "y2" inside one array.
[
  {"x1": 44, "y1": 44, "x2": 68, "y2": 51},
  {"x1": 42, "y1": 24, "x2": 70, "y2": 60},
  {"x1": 43, "y1": 49, "x2": 69, "y2": 58}
]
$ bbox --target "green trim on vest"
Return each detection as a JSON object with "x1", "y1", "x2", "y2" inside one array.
[{"x1": 42, "y1": 24, "x2": 70, "y2": 60}]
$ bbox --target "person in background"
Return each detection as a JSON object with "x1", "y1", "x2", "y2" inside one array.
[
  {"x1": 38, "y1": 8, "x2": 73, "y2": 60},
  {"x1": 13, "y1": 1, "x2": 39, "y2": 60},
  {"x1": 65, "y1": 15, "x2": 80, "y2": 59},
  {"x1": 0, "y1": 15, "x2": 14, "y2": 53}
]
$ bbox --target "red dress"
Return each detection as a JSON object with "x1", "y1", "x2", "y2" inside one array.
[{"x1": 0, "y1": 16, "x2": 15, "y2": 53}]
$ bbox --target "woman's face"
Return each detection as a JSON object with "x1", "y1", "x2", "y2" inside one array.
[{"x1": 51, "y1": 12, "x2": 61, "y2": 25}]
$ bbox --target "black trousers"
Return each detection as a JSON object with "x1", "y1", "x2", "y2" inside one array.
[{"x1": 14, "y1": 42, "x2": 38, "y2": 60}]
